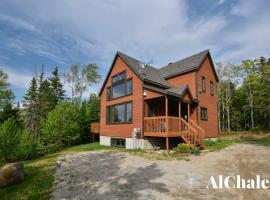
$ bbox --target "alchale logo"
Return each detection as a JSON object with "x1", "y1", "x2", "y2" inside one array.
[{"x1": 207, "y1": 175, "x2": 269, "y2": 189}]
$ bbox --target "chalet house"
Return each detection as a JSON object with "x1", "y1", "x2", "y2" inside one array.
[{"x1": 99, "y1": 50, "x2": 219, "y2": 150}]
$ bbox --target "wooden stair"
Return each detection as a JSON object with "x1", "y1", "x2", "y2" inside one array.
[{"x1": 180, "y1": 118, "x2": 205, "y2": 149}]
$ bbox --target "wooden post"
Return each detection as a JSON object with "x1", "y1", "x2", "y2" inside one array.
[
  {"x1": 165, "y1": 96, "x2": 169, "y2": 152},
  {"x1": 165, "y1": 96, "x2": 168, "y2": 132},
  {"x1": 166, "y1": 137, "x2": 169, "y2": 152},
  {"x1": 179, "y1": 100, "x2": 181, "y2": 133},
  {"x1": 188, "y1": 103, "x2": 190, "y2": 120}
]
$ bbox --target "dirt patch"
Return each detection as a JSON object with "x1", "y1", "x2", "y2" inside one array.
[{"x1": 52, "y1": 144, "x2": 270, "y2": 200}]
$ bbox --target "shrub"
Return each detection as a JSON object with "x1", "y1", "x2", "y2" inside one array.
[
  {"x1": 175, "y1": 143, "x2": 190, "y2": 153},
  {"x1": 17, "y1": 129, "x2": 38, "y2": 159},
  {"x1": 190, "y1": 147, "x2": 201, "y2": 155},
  {"x1": 0, "y1": 117, "x2": 21, "y2": 161},
  {"x1": 41, "y1": 102, "x2": 83, "y2": 153}
]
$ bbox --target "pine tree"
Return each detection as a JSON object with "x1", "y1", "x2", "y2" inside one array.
[
  {"x1": 38, "y1": 79, "x2": 54, "y2": 119},
  {"x1": 23, "y1": 77, "x2": 40, "y2": 139},
  {"x1": 48, "y1": 67, "x2": 65, "y2": 106}
]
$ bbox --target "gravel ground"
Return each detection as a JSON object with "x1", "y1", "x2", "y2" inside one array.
[{"x1": 52, "y1": 144, "x2": 270, "y2": 200}]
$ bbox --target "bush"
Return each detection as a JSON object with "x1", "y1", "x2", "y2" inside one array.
[
  {"x1": 0, "y1": 117, "x2": 21, "y2": 161},
  {"x1": 17, "y1": 129, "x2": 38, "y2": 159},
  {"x1": 190, "y1": 147, "x2": 201, "y2": 155},
  {"x1": 41, "y1": 102, "x2": 83, "y2": 153},
  {"x1": 175, "y1": 143, "x2": 190, "y2": 153}
]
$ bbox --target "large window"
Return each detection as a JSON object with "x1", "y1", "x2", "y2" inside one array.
[
  {"x1": 112, "y1": 71, "x2": 126, "y2": 84},
  {"x1": 200, "y1": 107, "x2": 208, "y2": 120},
  {"x1": 107, "y1": 72, "x2": 133, "y2": 100},
  {"x1": 107, "y1": 102, "x2": 133, "y2": 124},
  {"x1": 210, "y1": 81, "x2": 214, "y2": 96},
  {"x1": 202, "y1": 76, "x2": 206, "y2": 93}
]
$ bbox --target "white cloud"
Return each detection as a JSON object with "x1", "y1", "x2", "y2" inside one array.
[
  {"x1": 4, "y1": 68, "x2": 33, "y2": 89},
  {"x1": 1, "y1": 0, "x2": 270, "y2": 69}
]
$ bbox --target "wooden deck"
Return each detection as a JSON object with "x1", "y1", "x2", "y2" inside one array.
[{"x1": 144, "y1": 116, "x2": 205, "y2": 147}]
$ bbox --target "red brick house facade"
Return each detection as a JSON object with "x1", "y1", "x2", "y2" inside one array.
[{"x1": 99, "y1": 50, "x2": 219, "y2": 150}]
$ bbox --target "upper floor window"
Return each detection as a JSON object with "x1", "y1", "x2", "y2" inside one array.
[
  {"x1": 107, "y1": 72, "x2": 133, "y2": 100},
  {"x1": 210, "y1": 81, "x2": 214, "y2": 96},
  {"x1": 202, "y1": 76, "x2": 206, "y2": 93},
  {"x1": 200, "y1": 107, "x2": 208, "y2": 120},
  {"x1": 112, "y1": 71, "x2": 126, "y2": 84},
  {"x1": 107, "y1": 101, "x2": 133, "y2": 124}
]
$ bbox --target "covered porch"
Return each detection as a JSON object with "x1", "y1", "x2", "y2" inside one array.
[
  {"x1": 144, "y1": 95, "x2": 195, "y2": 137},
  {"x1": 143, "y1": 85, "x2": 204, "y2": 150}
]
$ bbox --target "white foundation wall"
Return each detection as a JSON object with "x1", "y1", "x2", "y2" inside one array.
[
  {"x1": 100, "y1": 136, "x2": 111, "y2": 146},
  {"x1": 99, "y1": 136, "x2": 156, "y2": 149}
]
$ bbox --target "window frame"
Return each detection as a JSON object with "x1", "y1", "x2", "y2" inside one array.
[
  {"x1": 202, "y1": 76, "x2": 206, "y2": 93},
  {"x1": 111, "y1": 138, "x2": 126, "y2": 148},
  {"x1": 107, "y1": 76, "x2": 133, "y2": 101},
  {"x1": 210, "y1": 80, "x2": 214, "y2": 96},
  {"x1": 200, "y1": 107, "x2": 208, "y2": 121},
  {"x1": 112, "y1": 71, "x2": 126, "y2": 84},
  {"x1": 106, "y1": 101, "x2": 133, "y2": 124}
]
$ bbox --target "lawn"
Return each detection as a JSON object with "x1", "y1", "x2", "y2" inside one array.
[
  {"x1": 205, "y1": 131, "x2": 270, "y2": 151},
  {"x1": 0, "y1": 142, "x2": 110, "y2": 200},
  {"x1": 1, "y1": 131, "x2": 270, "y2": 199}
]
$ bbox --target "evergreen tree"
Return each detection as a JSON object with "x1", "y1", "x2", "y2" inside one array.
[
  {"x1": 0, "y1": 69, "x2": 14, "y2": 110},
  {"x1": 38, "y1": 79, "x2": 54, "y2": 119},
  {"x1": 48, "y1": 67, "x2": 65, "y2": 106},
  {"x1": 23, "y1": 77, "x2": 40, "y2": 139}
]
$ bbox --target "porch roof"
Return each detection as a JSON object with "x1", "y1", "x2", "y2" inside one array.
[{"x1": 143, "y1": 84, "x2": 195, "y2": 101}]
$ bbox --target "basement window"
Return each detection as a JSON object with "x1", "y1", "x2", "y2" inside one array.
[{"x1": 111, "y1": 138, "x2": 126, "y2": 148}]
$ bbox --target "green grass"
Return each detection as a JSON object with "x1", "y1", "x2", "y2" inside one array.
[
  {"x1": 1, "y1": 132, "x2": 270, "y2": 199},
  {"x1": 0, "y1": 142, "x2": 110, "y2": 200},
  {"x1": 205, "y1": 131, "x2": 270, "y2": 152}
]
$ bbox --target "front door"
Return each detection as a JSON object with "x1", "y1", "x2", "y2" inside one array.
[{"x1": 181, "y1": 102, "x2": 188, "y2": 121}]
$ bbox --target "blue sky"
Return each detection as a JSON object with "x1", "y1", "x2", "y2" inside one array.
[{"x1": 0, "y1": 0, "x2": 270, "y2": 102}]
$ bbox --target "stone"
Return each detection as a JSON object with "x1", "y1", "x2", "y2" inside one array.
[{"x1": 0, "y1": 162, "x2": 24, "y2": 187}]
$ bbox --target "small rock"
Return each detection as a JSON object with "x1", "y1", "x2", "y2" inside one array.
[{"x1": 0, "y1": 162, "x2": 24, "y2": 187}]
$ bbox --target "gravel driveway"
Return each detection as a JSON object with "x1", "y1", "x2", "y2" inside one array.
[{"x1": 52, "y1": 144, "x2": 270, "y2": 200}]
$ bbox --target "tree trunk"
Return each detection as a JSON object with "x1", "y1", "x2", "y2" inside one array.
[{"x1": 248, "y1": 83, "x2": 254, "y2": 129}]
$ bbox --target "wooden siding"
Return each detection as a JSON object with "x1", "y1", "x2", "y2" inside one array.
[
  {"x1": 100, "y1": 56, "x2": 143, "y2": 138},
  {"x1": 167, "y1": 72, "x2": 196, "y2": 97},
  {"x1": 197, "y1": 56, "x2": 219, "y2": 137}
]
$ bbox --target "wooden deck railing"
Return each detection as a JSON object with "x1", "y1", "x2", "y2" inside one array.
[
  {"x1": 144, "y1": 116, "x2": 205, "y2": 148},
  {"x1": 144, "y1": 116, "x2": 180, "y2": 137}
]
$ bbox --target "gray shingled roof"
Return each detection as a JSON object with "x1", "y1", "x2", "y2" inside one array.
[
  {"x1": 166, "y1": 85, "x2": 187, "y2": 96},
  {"x1": 99, "y1": 50, "x2": 215, "y2": 96},
  {"x1": 159, "y1": 50, "x2": 209, "y2": 78},
  {"x1": 118, "y1": 52, "x2": 171, "y2": 88},
  {"x1": 143, "y1": 84, "x2": 188, "y2": 97}
]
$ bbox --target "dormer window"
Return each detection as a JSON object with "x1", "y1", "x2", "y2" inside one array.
[{"x1": 107, "y1": 71, "x2": 133, "y2": 100}]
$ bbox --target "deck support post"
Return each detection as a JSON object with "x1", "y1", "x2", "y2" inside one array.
[{"x1": 166, "y1": 137, "x2": 169, "y2": 153}]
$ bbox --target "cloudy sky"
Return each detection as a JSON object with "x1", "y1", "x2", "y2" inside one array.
[{"x1": 0, "y1": 0, "x2": 270, "y2": 101}]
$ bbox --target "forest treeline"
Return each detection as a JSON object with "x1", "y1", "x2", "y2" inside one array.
[
  {"x1": 0, "y1": 64, "x2": 100, "y2": 162},
  {"x1": 217, "y1": 56, "x2": 270, "y2": 132}
]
